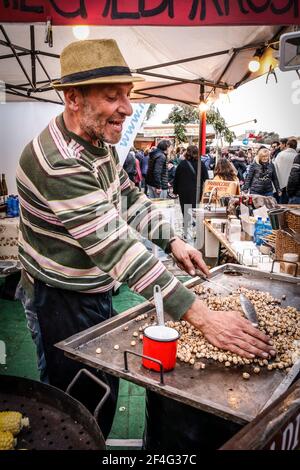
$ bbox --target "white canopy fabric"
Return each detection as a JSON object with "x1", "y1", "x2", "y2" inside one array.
[{"x1": 0, "y1": 24, "x2": 285, "y2": 105}]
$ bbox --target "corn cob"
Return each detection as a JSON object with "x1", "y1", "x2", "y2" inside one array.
[
  {"x1": 0, "y1": 411, "x2": 29, "y2": 436},
  {"x1": 0, "y1": 431, "x2": 16, "y2": 450}
]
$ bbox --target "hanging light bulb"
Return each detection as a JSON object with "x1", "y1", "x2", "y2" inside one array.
[
  {"x1": 199, "y1": 101, "x2": 209, "y2": 113},
  {"x1": 72, "y1": 25, "x2": 90, "y2": 40},
  {"x1": 248, "y1": 56, "x2": 261, "y2": 73}
]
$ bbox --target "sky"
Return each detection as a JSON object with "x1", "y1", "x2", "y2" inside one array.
[{"x1": 147, "y1": 69, "x2": 300, "y2": 139}]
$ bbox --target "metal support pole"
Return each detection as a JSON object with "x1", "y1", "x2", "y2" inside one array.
[
  {"x1": 30, "y1": 25, "x2": 36, "y2": 89},
  {"x1": 196, "y1": 109, "x2": 203, "y2": 206},
  {"x1": 35, "y1": 55, "x2": 64, "y2": 104},
  {"x1": 196, "y1": 84, "x2": 207, "y2": 206}
]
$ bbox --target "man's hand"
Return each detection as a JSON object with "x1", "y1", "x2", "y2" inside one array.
[
  {"x1": 183, "y1": 299, "x2": 276, "y2": 359},
  {"x1": 170, "y1": 237, "x2": 210, "y2": 277}
]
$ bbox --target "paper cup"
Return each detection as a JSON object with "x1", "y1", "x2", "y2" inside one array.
[{"x1": 142, "y1": 325, "x2": 179, "y2": 372}]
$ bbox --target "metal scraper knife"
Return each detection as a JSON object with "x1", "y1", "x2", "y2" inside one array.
[
  {"x1": 194, "y1": 269, "x2": 232, "y2": 294},
  {"x1": 240, "y1": 293, "x2": 259, "y2": 326},
  {"x1": 153, "y1": 285, "x2": 165, "y2": 326}
]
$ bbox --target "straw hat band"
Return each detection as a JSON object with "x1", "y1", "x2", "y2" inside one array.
[
  {"x1": 52, "y1": 39, "x2": 144, "y2": 89},
  {"x1": 60, "y1": 66, "x2": 132, "y2": 84}
]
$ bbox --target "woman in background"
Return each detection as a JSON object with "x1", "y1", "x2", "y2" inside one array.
[
  {"x1": 213, "y1": 158, "x2": 241, "y2": 196},
  {"x1": 243, "y1": 148, "x2": 281, "y2": 197},
  {"x1": 173, "y1": 145, "x2": 208, "y2": 238}
]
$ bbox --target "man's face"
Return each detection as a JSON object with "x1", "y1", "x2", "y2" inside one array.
[
  {"x1": 78, "y1": 83, "x2": 133, "y2": 144},
  {"x1": 280, "y1": 142, "x2": 286, "y2": 151}
]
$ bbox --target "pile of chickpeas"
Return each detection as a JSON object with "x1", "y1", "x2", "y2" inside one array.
[{"x1": 166, "y1": 285, "x2": 300, "y2": 379}]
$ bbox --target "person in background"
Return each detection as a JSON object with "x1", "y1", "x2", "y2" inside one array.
[
  {"x1": 201, "y1": 146, "x2": 212, "y2": 170},
  {"x1": 270, "y1": 141, "x2": 281, "y2": 160},
  {"x1": 243, "y1": 148, "x2": 281, "y2": 197},
  {"x1": 134, "y1": 153, "x2": 143, "y2": 190},
  {"x1": 230, "y1": 150, "x2": 247, "y2": 183},
  {"x1": 279, "y1": 137, "x2": 288, "y2": 153},
  {"x1": 166, "y1": 160, "x2": 177, "y2": 199},
  {"x1": 274, "y1": 138, "x2": 298, "y2": 204},
  {"x1": 287, "y1": 153, "x2": 300, "y2": 204},
  {"x1": 167, "y1": 160, "x2": 176, "y2": 187},
  {"x1": 221, "y1": 149, "x2": 229, "y2": 159},
  {"x1": 135, "y1": 148, "x2": 144, "y2": 164},
  {"x1": 173, "y1": 145, "x2": 208, "y2": 238},
  {"x1": 173, "y1": 146, "x2": 185, "y2": 166},
  {"x1": 246, "y1": 148, "x2": 254, "y2": 164},
  {"x1": 213, "y1": 158, "x2": 241, "y2": 196},
  {"x1": 140, "y1": 149, "x2": 149, "y2": 195},
  {"x1": 123, "y1": 148, "x2": 136, "y2": 182},
  {"x1": 146, "y1": 139, "x2": 171, "y2": 199}
]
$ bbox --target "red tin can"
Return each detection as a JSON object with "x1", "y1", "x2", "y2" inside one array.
[{"x1": 142, "y1": 325, "x2": 180, "y2": 372}]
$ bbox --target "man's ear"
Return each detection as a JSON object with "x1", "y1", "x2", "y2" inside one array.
[{"x1": 63, "y1": 87, "x2": 82, "y2": 112}]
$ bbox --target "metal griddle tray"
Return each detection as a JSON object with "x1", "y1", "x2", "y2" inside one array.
[{"x1": 56, "y1": 264, "x2": 300, "y2": 425}]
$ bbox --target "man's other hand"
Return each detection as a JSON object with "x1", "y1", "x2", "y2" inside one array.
[{"x1": 170, "y1": 238, "x2": 210, "y2": 277}]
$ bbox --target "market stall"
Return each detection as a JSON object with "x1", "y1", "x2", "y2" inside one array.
[{"x1": 1, "y1": 0, "x2": 300, "y2": 454}]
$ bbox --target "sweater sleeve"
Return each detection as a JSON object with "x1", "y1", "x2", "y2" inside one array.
[{"x1": 31, "y1": 156, "x2": 194, "y2": 320}]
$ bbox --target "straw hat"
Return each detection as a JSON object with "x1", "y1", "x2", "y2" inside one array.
[{"x1": 52, "y1": 39, "x2": 144, "y2": 90}]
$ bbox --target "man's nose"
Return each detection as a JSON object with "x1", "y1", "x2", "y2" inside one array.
[{"x1": 119, "y1": 96, "x2": 133, "y2": 116}]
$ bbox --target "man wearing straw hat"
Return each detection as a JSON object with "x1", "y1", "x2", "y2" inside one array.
[{"x1": 16, "y1": 39, "x2": 275, "y2": 438}]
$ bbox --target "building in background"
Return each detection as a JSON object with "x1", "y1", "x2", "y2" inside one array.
[{"x1": 134, "y1": 123, "x2": 215, "y2": 150}]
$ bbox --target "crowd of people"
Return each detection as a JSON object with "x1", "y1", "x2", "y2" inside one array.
[{"x1": 124, "y1": 136, "x2": 300, "y2": 206}]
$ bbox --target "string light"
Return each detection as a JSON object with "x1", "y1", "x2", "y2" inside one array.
[
  {"x1": 72, "y1": 25, "x2": 90, "y2": 40},
  {"x1": 248, "y1": 56, "x2": 261, "y2": 73}
]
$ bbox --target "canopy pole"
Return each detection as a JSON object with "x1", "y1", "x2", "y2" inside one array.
[
  {"x1": 196, "y1": 85, "x2": 207, "y2": 206},
  {"x1": 30, "y1": 25, "x2": 36, "y2": 89}
]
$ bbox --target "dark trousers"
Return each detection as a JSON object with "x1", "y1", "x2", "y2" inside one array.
[
  {"x1": 144, "y1": 390, "x2": 241, "y2": 451},
  {"x1": 33, "y1": 280, "x2": 119, "y2": 439}
]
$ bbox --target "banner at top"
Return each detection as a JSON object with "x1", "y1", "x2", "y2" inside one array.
[{"x1": 0, "y1": 1, "x2": 299, "y2": 26}]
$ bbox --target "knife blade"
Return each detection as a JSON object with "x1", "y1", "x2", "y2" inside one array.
[
  {"x1": 194, "y1": 269, "x2": 232, "y2": 294},
  {"x1": 240, "y1": 293, "x2": 259, "y2": 326}
]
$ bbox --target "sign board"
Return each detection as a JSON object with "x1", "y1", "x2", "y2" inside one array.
[
  {"x1": 115, "y1": 103, "x2": 149, "y2": 165},
  {"x1": 0, "y1": 1, "x2": 299, "y2": 26},
  {"x1": 202, "y1": 179, "x2": 240, "y2": 202},
  {"x1": 143, "y1": 124, "x2": 215, "y2": 138}
]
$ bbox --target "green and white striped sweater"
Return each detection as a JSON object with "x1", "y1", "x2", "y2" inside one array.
[{"x1": 16, "y1": 113, "x2": 195, "y2": 319}]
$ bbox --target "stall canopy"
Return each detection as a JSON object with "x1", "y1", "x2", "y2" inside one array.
[{"x1": 0, "y1": 0, "x2": 297, "y2": 106}]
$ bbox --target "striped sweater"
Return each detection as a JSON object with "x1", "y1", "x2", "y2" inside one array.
[{"x1": 16, "y1": 113, "x2": 195, "y2": 320}]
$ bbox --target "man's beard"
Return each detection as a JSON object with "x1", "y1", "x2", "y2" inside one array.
[
  {"x1": 79, "y1": 115, "x2": 104, "y2": 143},
  {"x1": 79, "y1": 100, "x2": 106, "y2": 143},
  {"x1": 79, "y1": 115, "x2": 121, "y2": 145}
]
